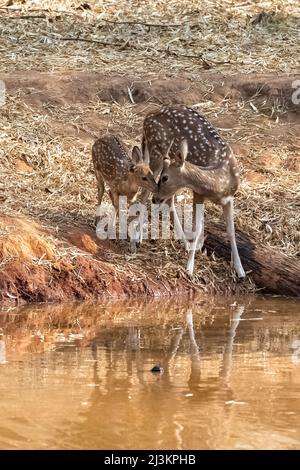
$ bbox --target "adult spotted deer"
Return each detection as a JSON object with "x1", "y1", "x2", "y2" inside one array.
[
  {"x1": 144, "y1": 105, "x2": 245, "y2": 278},
  {"x1": 92, "y1": 134, "x2": 157, "y2": 247}
]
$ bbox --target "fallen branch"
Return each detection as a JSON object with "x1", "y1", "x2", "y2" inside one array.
[
  {"x1": 49, "y1": 35, "x2": 123, "y2": 47},
  {"x1": 103, "y1": 19, "x2": 186, "y2": 29},
  {"x1": 49, "y1": 34, "x2": 219, "y2": 68},
  {"x1": 2, "y1": 15, "x2": 47, "y2": 19},
  {"x1": 0, "y1": 7, "x2": 76, "y2": 15},
  {"x1": 166, "y1": 48, "x2": 230, "y2": 67},
  {"x1": 165, "y1": 49, "x2": 212, "y2": 68},
  {"x1": 205, "y1": 222, "x2": 300, "y2": 297}
]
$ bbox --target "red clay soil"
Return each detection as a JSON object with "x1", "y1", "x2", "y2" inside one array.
[
  {"x1": 0, "y1": 216, "x2": 197, "y2": 306},
  {"x1": 0, "y1": 255, "x2": 192, "y2": 305}
]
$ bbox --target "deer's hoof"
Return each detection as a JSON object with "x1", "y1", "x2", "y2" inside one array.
[{"x1": 129, "y1": 241, "x2": 137, "y2": 254}]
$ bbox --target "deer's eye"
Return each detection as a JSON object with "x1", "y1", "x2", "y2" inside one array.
[
  {"x1": 162, "y1": 175, "x2": 169, "y2": 183},
  {"x1": 142, "y1": 176, "x2": 147, "y2": 181}
]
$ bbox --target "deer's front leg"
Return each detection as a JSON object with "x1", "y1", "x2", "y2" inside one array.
[
  {"x1": 192, "y1": 193, "x2": 205, "y2": 251},
  {"x1": 186, "y1": 202, "x2": 204, "y2": 276},
  {"x1": 137, "y1": 193, "x2": 149, "y2": 245},
  {"x1": 169, "y1": 196, "x2": 189, "y2": 251},
  {"x1": 138, "y1": 166, "x2": 161, "y2": 244},
  {"x1": 109, "y1": 190, "x2": 120, "y2": 237}
]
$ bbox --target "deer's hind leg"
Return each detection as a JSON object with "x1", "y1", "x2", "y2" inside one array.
[
  {"x1": 222, "y1": 196, "x2": 246, "y2": 278},
  {"x1": 95, "y1": 170, "x2": 105, "y2": 226}
]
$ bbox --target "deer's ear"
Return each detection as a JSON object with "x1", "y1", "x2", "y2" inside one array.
[
  {"x1": 131, "y1": 146, "x2": 143, "y2": 165},
  {"x1": 129, "y1": 163, "x2": 136, "y2": 173},
  {"x1": 163, "y1": 156, "x2": 171, "y2": 171},
  {"x1": 174, "y1": 140, "x2": 188, "y2": 167}
]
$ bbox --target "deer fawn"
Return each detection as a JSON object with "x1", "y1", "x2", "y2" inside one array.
[
  {"x1": 144, "y1": 105, "x2": 245, "y2": 278},
  {"x1": 92, "y1": 134, "x2": 157, "y2": 247}
]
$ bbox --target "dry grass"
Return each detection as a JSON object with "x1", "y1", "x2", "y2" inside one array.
[
  {"x1": 0, "y1": 0, "x2": 299, "y2": 296},
  {"x1": 0, "y1": 1, "x2": 299, "y2": 75},
  {"x1": 0, "y1": 216, "x2": 56, "y2": 264}
]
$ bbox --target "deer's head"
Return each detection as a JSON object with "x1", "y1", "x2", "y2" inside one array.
[
  {"x1": 152, "y1": 140, "x2": 188, "y2": 204},
  {"x1": 129, "y1": 146, "x2": 157, "y2": 193}
]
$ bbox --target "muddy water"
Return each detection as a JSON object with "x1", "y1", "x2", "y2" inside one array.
[{"x1": 0, "y1": 296, "x2": 300, "y2": 450}]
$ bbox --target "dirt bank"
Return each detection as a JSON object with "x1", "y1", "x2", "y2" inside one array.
[{"x1": 0, "y1": 214, "x2": 253, "y2": 305}]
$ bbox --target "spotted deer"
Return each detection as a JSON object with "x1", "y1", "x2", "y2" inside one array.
[
  {"x1": 92, "y1": 134, "x2": 157, "y2": 247},
  {"x1": 143, "y1": 105, "x2": 245, "y2": 278}
]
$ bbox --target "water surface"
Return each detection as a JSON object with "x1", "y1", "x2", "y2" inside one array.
[{"x1": 0, "y1": 296, "x2": 299, "y2": 450}]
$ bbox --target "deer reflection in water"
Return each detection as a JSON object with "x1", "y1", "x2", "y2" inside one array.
[
  {"x1": 1, "y1": 298, "x2": 300, "y2": 450},
  {"x1": 74, "y1": 303, "x2": 245, "y2": 449}
]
